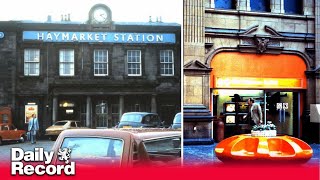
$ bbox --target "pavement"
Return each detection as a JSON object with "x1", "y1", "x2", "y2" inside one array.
[{"x1": 183, "y1": 143, "x2": 320, "y2": 167}]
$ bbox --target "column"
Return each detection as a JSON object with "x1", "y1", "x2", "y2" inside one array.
[
  {"x1": 52, "y1": 96, "x2": 58, "y2": 123},
  {"x1": 151, "y1": 95, "x2": 157, "y2": 113},
  {"x1": 270, "y1": 0, "x2": 284, "y2": 13},
  {"x1": 119, "y1": 95, "x2": 124, "y2": 120},
  {"x1": 237, "y1": 0, "x2": 250, "y2": 11},
  {"x1": 86, "y1": 96, "x2": 91, "y2": 128},
  {"x1": 184, "y1": 0, "x2": 205, "y2": 63}
]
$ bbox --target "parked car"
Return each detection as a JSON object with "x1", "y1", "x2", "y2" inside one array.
[
  {"x1": 170, "y1": 112, "x2": 181, "y2": 130},
  {"x1": 0, "y1": 123, "x2": 26, "y2": 145},
  {"x1": 117, "y1": 112, "x2": 163, "y2": 128},
  {"x1": 45, "y1": 120, "x2": 87, "y2": 141},
  {"x1": 51, "y1": 128, "x2": 181, "y2": 167}
]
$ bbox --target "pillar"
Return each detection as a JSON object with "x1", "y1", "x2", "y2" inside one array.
[
  {"x1": 151, "y1": 95, "x2": 157, "y2": 113},
  {"x1": 52, "y1": 96, "x2": 58, "y2": 123},
  {"x1": 119, "y1": 95, "x2": 124, "y2": 120},
  {"x1": 270, "y1": 0, "x2": 284, "y2": 14},
  {"x1": 86, "y1": 96, "x2": 92, "y2": 128}
]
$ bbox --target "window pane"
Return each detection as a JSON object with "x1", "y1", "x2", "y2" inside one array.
[
  {"x1": 94, "y1": 50, "x2": 108, "y2": 75},
  {"x1": 215, "y1": 0, "x2": 235, "y2": 9},
  {"x1": 59, "y1": 49, "x2": 74, "y2": 76},
  {"x1": 160, "y1": 50, "x2": 174, "y2": 76},
  {"x1": 250, "y1": 0, "x2": 270, "y2": 12},
  {"x1": 284, "y1": 0, "x2": 302, "y2": 14},
  {"x1": 127, "y1": 50, "x2": 141, "y2": 76},
  {"x1": 24, "y1": 49, "x2": 40, "y2": 76}
]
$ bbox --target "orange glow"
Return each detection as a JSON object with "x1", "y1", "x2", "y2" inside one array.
[
  {"x1": 210, "y1": 52, "x2": 307, "y2": 89},
  {"x1": 215, "y1": 77, "x2": 303, "y2": 89}
]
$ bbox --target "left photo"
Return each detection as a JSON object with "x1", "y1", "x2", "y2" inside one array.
[{"x1": 0, "y1": 0, "x2": 182, "y2": 173}]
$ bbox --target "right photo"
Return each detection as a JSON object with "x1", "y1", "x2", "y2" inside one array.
[{"x1": 183, "y1": 0, "x2": 319, "y2": 167}]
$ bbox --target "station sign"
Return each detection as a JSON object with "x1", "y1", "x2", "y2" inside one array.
[{"x1": 23, "y1": 31, "x2": 176, "y2": 44}]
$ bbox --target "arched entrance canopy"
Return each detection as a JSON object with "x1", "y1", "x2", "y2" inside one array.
[{"x1": 210, "y1": 52, "x2": 307, "y2": 89}]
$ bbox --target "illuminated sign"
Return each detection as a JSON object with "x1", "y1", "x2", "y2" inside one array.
[
  {"x1": 0, "y1": 32, "x2": 4, "y2": 39},
  {"x1": 25, "y1": 105, "x2": 38, "y2": 123},
  {"x1": 215, "y1": 77, "x2": 303, "y2": 89},
  {"x1": 23, "y1": 31, "x2": 176, "y2": 44}
]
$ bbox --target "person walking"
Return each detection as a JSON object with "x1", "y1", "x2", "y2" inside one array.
[
  {"x1": 28, "y1": 114, "x2": 39, "y2": 144},
  {"x1": 243, "y1": 98, "x2": 263, "y2": 125}
]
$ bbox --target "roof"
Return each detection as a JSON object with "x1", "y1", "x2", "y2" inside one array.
[{"x1": 58, "y1": 128, "x2": 180, "y2": 141}]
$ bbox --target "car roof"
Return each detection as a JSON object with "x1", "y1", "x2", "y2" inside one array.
[{"x1": 58, "y1": 128, "x2": 180, "y2": 141}]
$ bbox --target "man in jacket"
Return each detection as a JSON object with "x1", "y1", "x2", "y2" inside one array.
[
  {"x1": 244, "y1": 98, "x2": 263, "y2": 125},
  {"x1": 28, "y1": 114, "x2": 39, "y2": 144}
]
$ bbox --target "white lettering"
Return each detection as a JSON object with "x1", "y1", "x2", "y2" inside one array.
[
  {"x1": 71, "y1": 33, "x2": 78, "y2": 41},
  {"x1": 64, "y1": 162, "x2": 76, "y2": 175},
  {"x1": 101, "y1": 33, "x2": 107, "y2": 41},
  {"x1": 147, "y1": 35, "x2": 154, "y2": 42},
  {"x1": 34, "y1": 165, "x2": 46, "y2": 175},
  {"x1": 135, "y1": 34, "x2": 140, "y2": 41},
  {"x1": 11, "y1": 148, "x2": 24, "y2": 161},
  {"x1": 156, "y1": 35, "x2": 163, "y2": 42},
  {"x1": 62, "y1": 33, "x2": 69, "y2": 41},
  {"x1": 46, "y1": 33, "x2": 53, "y2": 41},
  {"x1": 46, "y1": 165, "x2": 57, "y2": 175},
  {"x1": 54, "y1": 33, "x2": 60, "y2": 40},
  {"x1": 120, "y1": 34, "x2": 125, "y2": 41},
  {"x1": 43, "y1": 151, "x2": 54, "y2": 164},
  {"x1": 95, "y1": 34, "x2": 99, "y2": 41},
  {"x1": 24, "y1": 151, "x2": 34, "y2": 162},
  {"x1": 114, "y1": 34, "x2": 119, "y2": 41},
  {"x1": 24, "y1": 165, "x2": 34, "y2": 175},
  {"x1": 11, "y1": 162, "x2": 24, "y2": 175},
  {"x1": 127, "y1": 34, "x2": 134, "y2": 42},
  {"x1": 87, "y1": 33, "x2": 93, "y2": 40},
  {"x1": 79, "y1": 33, "x2": 85, "y2": 41},
  {"x1": 37, "y1": 33, "x2": 44, "y2": 40}
]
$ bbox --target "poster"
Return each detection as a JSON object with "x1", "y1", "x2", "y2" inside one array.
[{"x1": 25, "y1": 105, "x2": 38, "y2": 123}]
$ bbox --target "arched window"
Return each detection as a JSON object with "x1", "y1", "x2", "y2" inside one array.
[
  {"x1": 284, "y1": 0, "x2": 302, "y2": 14},
  {"x1": 250, "y1": 0, "x2": 270, "y2": 12}
]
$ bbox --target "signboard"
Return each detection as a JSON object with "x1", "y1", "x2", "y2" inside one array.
[
  {"x1": 23, "y1": 31, "x2": 176, "y2": 44},
  {"x1": 215, "y1": 77, "x2": 303, "y2": 89},
  {"x1": 25, "y1": 105, "x2": 38, "y2": 123}
]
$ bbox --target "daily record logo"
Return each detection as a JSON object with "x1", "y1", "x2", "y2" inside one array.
[{"x1": 11, "y1": 148, "x2": 75, "y2": 176}]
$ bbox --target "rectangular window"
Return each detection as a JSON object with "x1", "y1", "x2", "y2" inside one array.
[
  {"x1": 160, "y1": 50, "x2": 174, "y2": 76},
  {"x1": 250, "y1": 0, "x2": 270, "y2": 12},
  {"x1": 284, "y1": 0, "x2": 302, "y2": 14},
  {"x1": 59, "y1": 49, "x2": 74, "y2": 76},
  {"x1": 24, "y1": 49, "x2": 40, "y2": 76},
  {"x1": 214, "y1": 0, "x2": 236, "y2": 9},
  {"x1": 127, "y1": 50, "x2": 141, "y2": 76},
  {"x1": 94, "y1": 49, "x2": 108, "y2": 76}
]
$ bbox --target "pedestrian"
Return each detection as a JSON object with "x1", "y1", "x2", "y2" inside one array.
[
  {"x1": 243, "y1": 98, "x2": 263, "y2": 125},
  {"x1": 28, "y1": 114, "x2": 39, "y2": 144}
]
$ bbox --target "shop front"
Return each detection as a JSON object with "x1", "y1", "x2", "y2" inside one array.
[{"x1": 210, "y1": 52, "x2": 307, "y2": 139}]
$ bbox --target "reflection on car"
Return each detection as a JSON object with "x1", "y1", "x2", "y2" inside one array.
[
  {"x1": 0, "y1": 123, "x2": 26, "y2": 145},
  {"x1": 170, "y1": 112, "x2": 181, "y2": 129},
  {"x1": 45, "y1": 120, "x2": 87, "y2": 140},
  {"x1": 117, "y1": 112, "x2": 163, "y2": 128},
  {"x1": 51, "y1": 128, "x2": 181, "y2": 167}
]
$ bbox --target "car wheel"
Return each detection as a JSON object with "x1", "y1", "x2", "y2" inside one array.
[{"x1": 19, "y1": 136, "x2": 25, "y2": 143}]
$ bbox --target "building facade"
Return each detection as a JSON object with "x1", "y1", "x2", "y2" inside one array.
[
  {"x1": 184, "y1": 0, "x2": 319, "y2": 142},
  {"x1": 0, "y1": 4, "x2": 181, "y2": 135}
]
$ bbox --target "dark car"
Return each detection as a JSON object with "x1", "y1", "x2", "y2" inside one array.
[
  {"x1": 170, "y1": 112, "x2": 181, "y2": 129},
  {"x1": 51, "y1": 128, "x2": 181, "y2": 167},
  {"x1": 117, "y1": 112, "x2": 163, "y2": 128}
]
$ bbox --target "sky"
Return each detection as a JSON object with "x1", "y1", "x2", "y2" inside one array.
[{"x1": 0, "y1": 0, "x2": 182, "y2": 23}]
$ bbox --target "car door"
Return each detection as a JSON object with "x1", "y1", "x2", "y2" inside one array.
[{"x1": 8, "y1": 124, "x2": 18, "y2": 140}]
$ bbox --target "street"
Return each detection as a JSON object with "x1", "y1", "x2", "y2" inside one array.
[{"x1": 0, "y1": 140, "x2": 54, "y2": 163}]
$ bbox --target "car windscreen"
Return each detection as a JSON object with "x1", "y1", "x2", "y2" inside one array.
[
  {"x1": 53, "y1": 121, "x2": 68, "y2": 126},
  {"x1": 120, "y1": 114, "x2": 143, "y2": 123},
  {"x1": 60, "y1": 137, "x2": 124, "y2": 166},
  {"x1": 173, "y1": 113, "x2": 181, "y2": 124}
]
